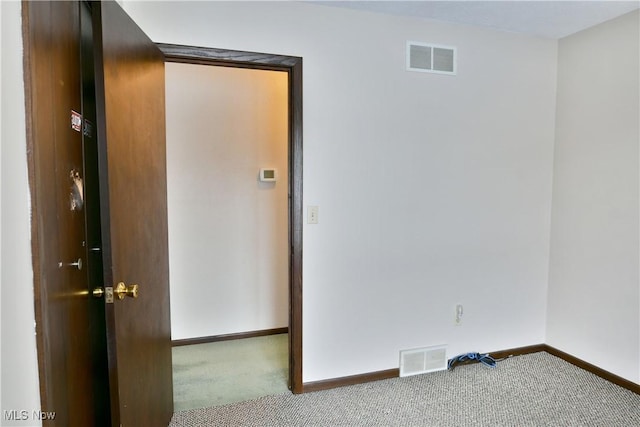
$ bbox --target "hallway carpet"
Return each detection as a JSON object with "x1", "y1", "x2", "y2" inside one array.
[{"x1": 172, "y1": 334, "x2": 290, "y2": 411}]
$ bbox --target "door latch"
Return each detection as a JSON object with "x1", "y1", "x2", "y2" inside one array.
[{"x1": 93, "y1": 287, "x2": 115, "y2": 304}]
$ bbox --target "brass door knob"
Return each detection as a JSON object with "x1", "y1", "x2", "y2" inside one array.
[{"x1": 115, "y1": 282, "x2": 139, "y2": 300}]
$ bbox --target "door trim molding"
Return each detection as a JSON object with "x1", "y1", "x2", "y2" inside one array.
[{"x1": 157, "y1": 43, "x2": 304, "y2": 393}]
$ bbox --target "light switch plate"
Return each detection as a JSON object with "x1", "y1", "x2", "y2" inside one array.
[{"x1": 307, "y1": 206, "x2": 319, "y2": 224}]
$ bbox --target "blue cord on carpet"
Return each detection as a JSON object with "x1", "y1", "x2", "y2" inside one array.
[{"x1": 447, "y1": 352, "x2": 498, "y2": 370}]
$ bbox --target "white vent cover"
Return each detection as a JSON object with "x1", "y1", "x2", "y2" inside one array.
[
  {"x1": 399, "y1": 345, "x2": 448, "y2": 377},
  {"x1": 407, "y1": 41, "x2": 456, "y2": 75}
]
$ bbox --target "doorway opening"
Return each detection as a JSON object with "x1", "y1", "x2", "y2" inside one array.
[
  {"x1": 158, "y1": 44, "x2": 304, "y2": 396},
  {"x1": 166, "y1": 63, "x2": 288, "y2": 408}
]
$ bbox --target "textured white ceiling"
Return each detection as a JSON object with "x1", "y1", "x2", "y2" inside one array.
[{"x1": 312, "y1": 1, "x2": 640, "y2": 39}]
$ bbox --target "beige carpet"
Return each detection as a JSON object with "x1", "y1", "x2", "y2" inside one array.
[{"x1": 170, "y1": 352, "x2": 640, "y2": 426}]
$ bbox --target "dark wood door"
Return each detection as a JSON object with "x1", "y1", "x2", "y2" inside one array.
[
  {"x1": 92, "y1": 2, "x2": 174, "y2": 426},
  {"x1": 25, "y1": 1, "x2": 172, "y2": 425},
  {"x1": 24, "y1": 1, "x2": 111, "y2": 425}
]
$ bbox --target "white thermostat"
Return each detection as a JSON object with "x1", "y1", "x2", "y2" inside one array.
[{"x1": 259, "y1": 168, "x2": 277, "y2": 182}]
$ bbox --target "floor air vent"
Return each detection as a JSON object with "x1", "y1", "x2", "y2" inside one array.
[
  {"x1": 407, "y1": 41, "x2": 456, "y2": 75},
  {"x1": 399, "y1": 345, "x2": 448, "y2": 377}
]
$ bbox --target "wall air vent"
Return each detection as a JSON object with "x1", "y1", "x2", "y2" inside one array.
[
  {"x1": 407, "y1": 41, "x2": 456, "y2": 75},
  {"x1": 399, "y1": 345, "x2": 448, "y2": 377}
]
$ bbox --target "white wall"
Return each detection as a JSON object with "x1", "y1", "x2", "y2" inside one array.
[
  {"x1": 165, "y1": 63, "x2": 289, "y2": 339},
  {"x1": 547, "y1": 10, "x2": 640, "y2": 384},
  {"x1": 125, "y1": 1, "x2": 558, "y2": 382},
  {"x1": 0, "y1": 0, "x2": 43, "y2": 424}
]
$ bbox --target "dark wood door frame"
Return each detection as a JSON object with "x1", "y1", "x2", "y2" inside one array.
[{"x1": 157, "y1": 43, "x2": 304, "y2": 394}]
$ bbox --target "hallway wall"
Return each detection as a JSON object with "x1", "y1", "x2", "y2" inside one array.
[
  {"x1": 0, "y1": 1, "x2": 42, "y2": 425},
  {"x1": 165, "y1": 64, "x2": 289, "y2": 340}
]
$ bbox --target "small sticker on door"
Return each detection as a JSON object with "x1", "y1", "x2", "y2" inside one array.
[{"x1": 71, "y1": 110, "x2": 82, "y2": 132}]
